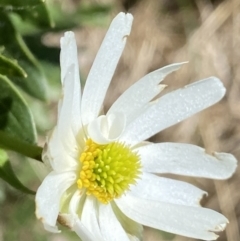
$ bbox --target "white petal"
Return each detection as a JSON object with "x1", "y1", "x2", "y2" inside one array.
[
  {"x1": 68, "y1": 192, "x2": 101, "y2": 241},
  {"x1": 129, "y1": 172, "x2": 206, "y2": 206},
  {"x1": 46, "y1": 127, "x2": 78, "y2": 172},
  {"x1": 57, "y1": 65, "x2": 79, "y2": 153},
  {"x1": 81, "y1": 12, "x2": 133, "y2": 125},
  {"x1": 72, "y1": 219, "x2": 97, "y2": 241},
  {"x1": 43, "y1": 223, "x2": 60, "y2": 233},
  {"x1": 127, "y1": 234, "x2": 140, "y2": 241},
  {"x1": 46, "y1": 65, "x2": 81, "y2": 173},
  {"x1": 108, "y1": 62, "x2": 187, "y2": 123},
  {"x1": 87, "y1": 113, "x2": 126, "y2": 144},
  {"x1": 35, "y1": 171, "x2": 76, "y2": 227},
  {"x1": 120, "y1": 77, "x2": 226, "y2": 145},
  {"x1": 137, "y1": 143, "x2": 237, "y2": 179},
  {"x1": 116, "y1": 195, "x2": 228, "y2": 240},
  {"x1": 81, "y1": 197, "x2": 103, "y2": 240},
  {"x1": 69, "y1": 189, "x2": 84, "y2": 217},
  {"x1": 99, "y1": 203, "x2": 130, "y2": 241},
  {"x1": 111, "y1": 201, "x2": 143, "y2": 239},
  {"x1": 60, "y1": 31, "x2": 82, "y2": 135}
]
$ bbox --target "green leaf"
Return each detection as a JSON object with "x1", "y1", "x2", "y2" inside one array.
[
  {"x1": 0, "y1": 149, "x2": 35, "y2": 194},
  {"x1": 0, "y1": 74, "x2": 36, "y2": 144},
  {"x1": 0, "y1": 13, "x2": 48, "y2": 101},
  {"x1": 0, "y1": 0, "x2": 44, "y2": 7},
  {"x1": 0, "y1": 54, "x2": 27, "y2": 78},
  {"x1": 0, "y1": 0, "x2": 53, "y2": 28},
  {"x1": 19, "y1": 3, "x2": 53, "y2": 29},
  {"x1": 48, "y1": 2, "x2": 112, "y2": 31},
  {"x1": 0, "y1": 131, "x2": 42, "y2": 161}
]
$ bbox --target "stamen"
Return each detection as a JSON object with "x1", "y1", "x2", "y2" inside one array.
[{"x1": 77, "y1": 139, "x2": 141, "y2": 204}]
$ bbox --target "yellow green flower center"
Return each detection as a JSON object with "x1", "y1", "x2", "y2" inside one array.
[{"x1": 77, "y1": 139, "x2": 141, "y2": 204}]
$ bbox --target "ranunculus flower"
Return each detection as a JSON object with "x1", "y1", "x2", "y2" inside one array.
[{"x1": 36, "y1": 12, "x2": 237, "y2": 241}]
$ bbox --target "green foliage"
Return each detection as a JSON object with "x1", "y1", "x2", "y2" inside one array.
[
  {"x1": 0, "y1": 54, "x2": 27, "y2": 78},
  {"x1": 0, "y1": 75, "x2": 36, "y2": 143},
  {"x1": 48, "y1": 2, "x2": 112, "y2": 30},
  {"x1": 0, "y1": 13, "x2": 48, "y2": 100},
  {"x1": 0, "y1": 149, "x2": 35, "y2": 194},
  {"x1": 0, "y1": 0, "x2": 133, "y2": 240},
  {"x1": 0, "y1": 0, "x2": 44, "y2": 7}
]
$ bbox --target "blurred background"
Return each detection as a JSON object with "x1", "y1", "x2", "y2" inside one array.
[{"x1": 0, "y1": 0, "x2": 240, "y2": 240}]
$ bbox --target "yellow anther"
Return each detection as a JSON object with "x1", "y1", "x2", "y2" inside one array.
[{"x1": 77, "y1": 179, "x2": 82, "y2": 188}]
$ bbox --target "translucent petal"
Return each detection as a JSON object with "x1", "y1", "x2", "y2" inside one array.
[
  {"x1": 64, "y1": 191, "x2": 97, "y2": 241},
  {"x1": 35, "y1": 171, "x2": 76, "y2": 227},
  {"x1": 81, "y1": 12, "x2": 133, "y2": 125},
  {"x1": 116, "y1": 195, "x2": 228, "y2": 240},
  {"x1": 137, "y1": 143, "x2": 237, "y2": 179},
  {"x1": 120, "y1": 77, "x2": 226, "y2": 145},
  {"x1": 99, "y1": 203, "x2": 130, "y2": 241},
  {"x1": 81, "y1": 197, "x2": 103, "y2": 240},
  {"x1": 46, "y1": 127, "x2": 78, "y2": 172},
  {"x1": 112, "y1": 201, "x2": 143, "y2": 240},
  {"x1": 45, "y1": 65, "x2": 80, "y2": 173},
  {"x1": 108, "y1": 62, "x2": 187, "y2": 124},
  {"x1": 60, "y1": 31, "x2": 82, "y2": 135},
  {"x1": 72, "y1": 219, "x2": 97, "y2": 241},
  {"x1": 57, "y1": 65, "x2": 79, "y2": 153},
  {"x1": 87, "y1": 113, "x2": 126, "y2": 144},
  {"x1": 129, "y1": 172, "x2": 206, "y2": 206},
  {"x1": 69, "y1": 189, "x2": 84, "y2": 217}
]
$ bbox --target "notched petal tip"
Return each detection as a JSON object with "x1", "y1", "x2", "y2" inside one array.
[
  {"x1": 215, "y1": 222, "x2": 227, "y2": 231},
  {"x1": 113, "y1": 12, "x2": 133, "y2": 37},
  {"x1": 208, "y1": 221, "x2": 228, "y2": 241},
  {"x1": 60, "y1": 31, "x2": 75, "y2": 47}
]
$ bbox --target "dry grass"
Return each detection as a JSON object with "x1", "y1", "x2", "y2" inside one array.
[{"x1": 96, "y1": 0, "x2": 240, "y2": 240}]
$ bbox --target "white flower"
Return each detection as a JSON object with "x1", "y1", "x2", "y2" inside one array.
[{"x1": 36, "y1": 12, "x2": 237, "y2": 241}]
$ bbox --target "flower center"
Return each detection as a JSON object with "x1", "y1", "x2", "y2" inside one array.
[{"x1": 77, "y1": 139, "x2": 141, "y2": 204}]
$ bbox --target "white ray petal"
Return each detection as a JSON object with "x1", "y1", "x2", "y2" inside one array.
[
  {"x1": 60, "y1": 31, "x2": 81, "y2": 135},
  {"x1": 47, "y1": 127, "x2": 78, "y2": 172},
  {"x1": 120, "y1": 77, "x2": 226, "y2": 145},
  {"x1": 128, "y1": 234, "x2": 140, "y2": 241},
  {"x1": 68, "y1": 192, "x2": 99, "y2": 241},
  {"x1": 69, "y1": 189, "x2": 84, "y2": 217},
  {"x1": 81, "y1": 197, "x2": 103, "y2": 240},
  {"x1": 73, "y1": 219, "x2": 97, "y2": 241},
  {"x1": 46, "y1": 65, "x2": 80, "y2": 172},
  {"x1": 88, "y1": 113, "x2": 126, "y2": 144},
  {"x1": 137, "y1": 143, "x2": 237, "y2": 179},
  {"x1": 111, "y1": 202, "x2": 143, "y2": 240},
  {"x1": 116, "y1": 195, "x2": 228, "y2": 240},
  {"x1": 129, "y1": 172, "x2": 206, "y2": 206},
  {"x1": 57, "y1": 65, "x2": 79, "y2": 152},
  {"x1": 43, "y1": 223, "x2": 60, "y2": 233},
  {"x1": 81, "y1": 12, "x2": 133, "y2": 125},
  {"x1": 108, "y1": 62, "x2": 187, "y2": 123},
  {"x1": 99, "y1": 203, "x2": 130, "y2": 241},
  {"x1": 35, "y1": 171, "x2": 76, "y2": 228}
]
